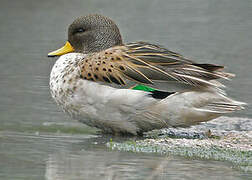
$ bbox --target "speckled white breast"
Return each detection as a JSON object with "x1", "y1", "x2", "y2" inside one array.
[
  {"x1": 49, "y1": 53, "x2": 157, "y2": 134},
  {"x1": 50, "y1": 53, "x2": 84, "y2": 106}
]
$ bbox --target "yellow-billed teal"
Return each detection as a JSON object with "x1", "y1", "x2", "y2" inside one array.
[{"x1": 48, "y1": 14, "x2": 245, "y2": 135}]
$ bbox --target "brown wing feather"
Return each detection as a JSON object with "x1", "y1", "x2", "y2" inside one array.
[
  {"x1": 78, "y1": 53, "x2": 126, "y2": 85},
  {"x1": 125, "y1": 42, "x2": 234, "y2": 85},
  {"x1": 77, "y1": 47, "x2": 155, "y2": 85},
  {"x1": 78, "y1": 42, "x2": 234, "y2": 89}
]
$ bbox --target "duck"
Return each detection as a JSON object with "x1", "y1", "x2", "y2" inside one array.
[{"x1": 48, "y1": 14, "x2": 245, "y2": 135}]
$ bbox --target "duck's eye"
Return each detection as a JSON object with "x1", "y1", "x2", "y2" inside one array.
[{"x1": 74, "y1": 28, "x2": 85, "y2": 34}]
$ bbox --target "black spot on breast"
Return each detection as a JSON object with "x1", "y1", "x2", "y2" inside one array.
[
  {"x1": 103, "y1": 68, "x2": 107, "y2": 71},
  {"x1": 119, "y1": 66, "x2": 125, "y2": 71},
  {"x1": 88, "y1": 73, "x2": 91, "y2": 77}
]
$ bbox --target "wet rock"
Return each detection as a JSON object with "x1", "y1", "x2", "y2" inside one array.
[{"x1": 107, "y1": 117, "x2": 252, "y2": 172}]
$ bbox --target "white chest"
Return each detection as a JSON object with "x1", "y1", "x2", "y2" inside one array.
[{"x1": 49, "y1": 54, "x2": 85, "y2": 109}]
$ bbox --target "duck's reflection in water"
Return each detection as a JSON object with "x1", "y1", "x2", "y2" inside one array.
[
  {"x1": 45, "y1": 146, "x2": 242, "y2": 180},
  {"x1": 45, "y1": 150, "x2": 154, "y2": 180}
]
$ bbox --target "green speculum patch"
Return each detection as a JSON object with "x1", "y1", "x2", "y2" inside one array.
[{"x1": 132, "y1": 84, "x2": 156, "y2": 92}]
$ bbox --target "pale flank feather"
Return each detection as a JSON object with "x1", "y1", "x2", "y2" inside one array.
[{"x1": 135, "y1": 90, "x2": 246, "y2": 130}]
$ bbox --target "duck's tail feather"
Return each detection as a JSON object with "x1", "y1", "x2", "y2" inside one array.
[{"x1": 196, "y1": 100, "x2": 246, "y2": 114}]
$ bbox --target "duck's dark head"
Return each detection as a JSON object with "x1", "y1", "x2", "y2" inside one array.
[{"x1": 48, "y1": 14, "x2": 123, "y2": 57}]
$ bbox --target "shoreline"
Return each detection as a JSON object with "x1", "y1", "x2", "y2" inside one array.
[{"x1": 108, "y1": 117, "x2": 252, "y2": 172}]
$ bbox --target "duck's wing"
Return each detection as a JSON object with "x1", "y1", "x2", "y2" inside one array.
[{"x1": 78, "y1": 42, "x2": 234, "y2": 91}]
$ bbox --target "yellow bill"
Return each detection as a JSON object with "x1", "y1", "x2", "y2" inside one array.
[{"x1": 48, "y1": 41, "x2": 74, "y2": 57}]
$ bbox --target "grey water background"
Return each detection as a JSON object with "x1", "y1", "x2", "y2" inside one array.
[{"x1": 0, "y1": 0, "x2": 251, "y2": 179}]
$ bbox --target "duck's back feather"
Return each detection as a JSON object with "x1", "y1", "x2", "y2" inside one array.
[{"x1": 78, "y1": 41, "x2": 234, "y2": 92}]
